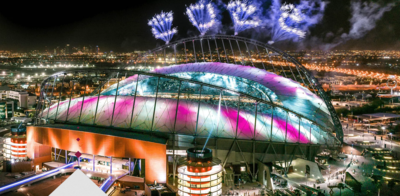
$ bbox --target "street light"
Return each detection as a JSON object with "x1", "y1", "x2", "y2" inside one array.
[
  {"x1": 390, "y1": 133, "x2": 393, "y2": 150},
  {"x1": 382, "y1": 127, "x2": 386, "y2": 148}
]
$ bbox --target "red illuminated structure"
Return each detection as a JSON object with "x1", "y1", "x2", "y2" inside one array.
[
  {"x1": 2, "y1": 125, "x2": 27, "y2": 161},
  {"x1": 27, "y1": 126, "x2": 167, "y2": 184},
  {"x1": 177, "y1": 148, "x2": 222, "y2": 196}
]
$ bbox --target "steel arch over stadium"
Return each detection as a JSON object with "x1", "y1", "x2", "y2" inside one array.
[
  {"x1": 35, "y1": 35, "x2": 342, "y2": 147},
  {"x1": 141, "y1": 35, "x2": 342, "y2": 143}
]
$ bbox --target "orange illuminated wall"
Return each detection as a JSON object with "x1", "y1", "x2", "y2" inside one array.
[{"x1": 27, "y1": 126, "x2": 167, "y2": 184}]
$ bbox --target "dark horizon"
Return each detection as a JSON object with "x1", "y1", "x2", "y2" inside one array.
[{"x1": 0, "y1": 0, "x2": 398, "y2": 53}]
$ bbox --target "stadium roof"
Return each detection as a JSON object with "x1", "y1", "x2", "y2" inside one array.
[{"x1": 40, "y1": 63, "x2": 337, "y2": 145}]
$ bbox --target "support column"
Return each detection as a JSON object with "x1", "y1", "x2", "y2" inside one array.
[
  {"x1": 54, "y1": 74, "x2": 66, "y2": 121},
  {"x1": 64, "y1": 80, "x2": 75, "y2": 122},
  {"x1": 129, "y1": 158, "x2": 131, "y2": 175},
  {"x1": 173, "y1": 137, "x2": 176, "y2": 186},
  {"x1": 150, "y1": 77, "x2": 160, "y2": 131},
  {"x1": 110, "y1": 157, "x2": 112, "y2": 174},
  {"x1": 110, "y1": 72, "x2": 121, "y2": 126},
  {"x1": 138, "y1": 159, "x2": 141, "y2": 177},
  {"x1": 132, "y1": 159, "x2": 136, "y2": 176},
  {"x1": 270, "y1": 107, "x2": 274, "y2": 141},
  {"x1": 93, "y1": 154, "x2": 95, "y2": 172},
  {"x1": 54, "y1": 148, "x2": 56, "y2": 161},
  {"x1": 65, "y1": 150, "x2": 67, "y2": 164}
]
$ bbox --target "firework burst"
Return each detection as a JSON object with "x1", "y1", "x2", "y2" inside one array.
[
  {"x1": 227, "y1": 0, "x2": 260, "y2": 35},
  {"x1": 279, "y1": 3, "x2": 306, "y2": 38},
  {"x1": 148, "y1": 11, "x2": 177, "y2": 44},
  {"x1": 186, "y1": 0, "x2": 217, "y2": 36}
]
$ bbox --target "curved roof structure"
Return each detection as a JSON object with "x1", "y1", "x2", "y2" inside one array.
[
  {"x1": 36, "y1": 35, "x2": 342, "y2": 147},
  {"x1": 101, "y1": 62, "x2": 333, "y2": 132}
]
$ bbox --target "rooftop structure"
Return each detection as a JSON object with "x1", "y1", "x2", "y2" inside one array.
[
  {"x1": 36, "y1": 35, "x2": 342, "y2": 146},
  {"x1": 30, "y1": 35, "x2": 343, "y2": 192}
]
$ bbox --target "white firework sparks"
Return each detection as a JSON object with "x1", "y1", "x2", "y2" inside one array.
[
  {"x1": 278, "y1": 3, "x2": 306, "y2": 38},
  {"x1": 186, "y1": 1, "x2": 217, "y2": 36},
  {"x1": 227, "y1": 0, "x2": 260, "y2": 35},
  {"x1": 148, "y1": 11, "x2": 177, "y2": 44}
]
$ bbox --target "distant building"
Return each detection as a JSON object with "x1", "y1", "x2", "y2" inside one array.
[
  {"x1": 0, "y1": 100, "x2": 14, "y2": 119},
  {"x1": 0, "y1": 90, "x2": 36, "y2": 109},
  {"x1": 55, "y1": 46, "x2": 60, "y2": 55},
  {"x1": 0, "y1": 86, "x2": 11, "y2": 99}
]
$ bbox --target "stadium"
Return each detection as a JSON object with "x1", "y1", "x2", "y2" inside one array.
[{"x1": 29, "y1": 35, "x2": 342, "y2": 193}]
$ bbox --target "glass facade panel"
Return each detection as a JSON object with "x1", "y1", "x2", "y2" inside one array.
[
  {"x1": 94, "y1": 96, "x2": 115, "y2": 126},
  {"x1": 271, "y1": 107, "x2": 286, "y2": 142},
  {"x1": 112, "y1": 74, "x2": 140, "y2": 128},
  {"x1": 111, "y1": 96, "x2": 134, "y2": 128},
  {"x1": 167, "y1": 72, "x2": 274, "y2": 104},
  {"x1": 310, "y1": 124, "x2": 320, "y2": 144},
  {"x1": 95, "y1": 76, "x2": 121, "y2": 126},
  {"x1": 214, "y1": 90, "x2": 238, "y2": 138},
  {"x1": 196, "y1": 86, "x2": 221, "y2": 137},
  {"x1": 78, "y1": 96, "x2": 99, "y2": 125},
  {"x1": 237, "y1": 96, "x2": 256, "y2": 140},
  {"x1": 255, "y1": 103, "x2": 272, "y2": 141},
  {"x1": 55, "y1": 99, "x2": 69, "y2": 122},
  {"x1": 130, "y1": 76, "x2": 159, "y2": 131},
  {"x1": 153, "y1": 77, "x2": 179, "y2": 132},
  {"x1": 286, "y1": 112, "x2": 300, "y2": 143},
  {"x1": 175, "y1": 81, "x2": 201, "y2": 135},
  {"x1": 66, "y1": 80, "x2": 83, "y2": 123}
]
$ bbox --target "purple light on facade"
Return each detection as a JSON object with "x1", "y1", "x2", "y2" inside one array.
[{"x1": 0, "y1": 162, "x2": 75, "y2": 193}]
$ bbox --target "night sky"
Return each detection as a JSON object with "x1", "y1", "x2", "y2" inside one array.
[{"x1": 0, "y1": 0, "x2": 398, "y2": 52}]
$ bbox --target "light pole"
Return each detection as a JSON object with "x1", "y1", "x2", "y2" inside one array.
[
  {"x1": 390, "y1": 133, "x2": 393, "y2": 150},
  {"x1": 382, "y1": 127, "x2": 386, "y2": 148},
  {"x1": 351, "y1": 143, "x2": 353, "y2": 155}
]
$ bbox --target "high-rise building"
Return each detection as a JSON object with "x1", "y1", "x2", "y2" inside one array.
[
  {"x1": 56, "y1": 46, "x2": 60, "y2": 55},
  {"x1": 95, "y1": 45, "x2": 99, "y2": 55}
]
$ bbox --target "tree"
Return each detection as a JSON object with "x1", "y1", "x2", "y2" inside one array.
[
  {"x1": 388, "y1": 124, "x2": 400, "y2": 134},
  {"x1": 371, "y1": 175, "x2": 383, "y2": 196},
  {"x1": 337, "y1": 183, "x2": 345, "y2": 196},
  {"x1": 376, "y1": 181, "x2": 382, "y2": 196},
  {"x1": 388, "y1": 179, "x2": 395, "y2": 191}
]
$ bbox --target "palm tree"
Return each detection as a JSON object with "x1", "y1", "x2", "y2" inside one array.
[
  {"x1": 371, "y1": 175, "x2": 383, "y2": 196},
  {"x1": 337, "y1": 183, "x2": 345, "y2": 196},
  {"x1": 388, "y1": 179, "x2": 395, "y2": 192},
  {"x1": 376, "y1": 181, "x2": 382, "y2": 196}
]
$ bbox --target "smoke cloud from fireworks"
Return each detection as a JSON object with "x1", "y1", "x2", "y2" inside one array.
[
  {"x1": 148, "y1": 11, "x2": 178, "y2": 44},
  {"x1": 265, "y1": 0, "x2": 326, "y2": 43},
  {"x1": 312, "y1": 0, "x2": 395, "y2": 51},
  {"x1": 342, "y1": 1, "x2": 394, "y2": 40}
]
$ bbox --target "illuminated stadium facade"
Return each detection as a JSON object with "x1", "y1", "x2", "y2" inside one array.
[{"x1": 31, "y1": 35, "x2": 342, "y2": 185}]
